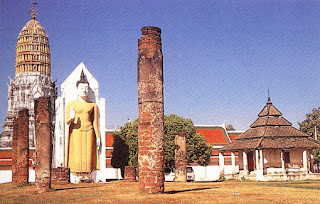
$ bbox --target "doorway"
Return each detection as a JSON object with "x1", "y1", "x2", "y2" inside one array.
[
  {"x1": 247, "y1": 151, "x2": 254, "y2": 172},
  {"x1": 283, "y1": 152, "x2": 290, "y2": 168}
]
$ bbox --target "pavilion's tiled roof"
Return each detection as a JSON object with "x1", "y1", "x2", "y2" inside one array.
[
  {"x1": 251, "y1": 116, "x2": 292, "y2": 128},
  {"x1": 260, "y1": 137, "x2": 320, "y2": 149},
  {"x1": 221, "y1": 96, "x2": 320, "y2": 152},
  {"x1": 258, "y1": 104, "x2": 282, "y2": 117},
  {"x1": 237, "y1": 126, "x2": 308, "y2": 140},
  {"x1": 220, "y1": 138, "x2": 261, "y2": 151},
  {"x1": 228, "y1": 131, "x2": 244, "y2": 142}
]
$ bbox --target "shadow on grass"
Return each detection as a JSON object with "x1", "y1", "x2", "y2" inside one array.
[
  {"x1": 54, "y1": 185, "x2": 101, "y2": 191},
  {"x1": 165, "y1": 187, "x2": 215, "y2": 194}
]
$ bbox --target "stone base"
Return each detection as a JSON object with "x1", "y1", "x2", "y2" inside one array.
[{"x1": 70, "y1": 171, "x2": 98, "y2": 183}]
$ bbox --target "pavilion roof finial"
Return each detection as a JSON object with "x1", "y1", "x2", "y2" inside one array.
[
  {"x1": 28, "y1": 1, "x2": 38, "y2": 20},
  {"x1": 267, "y1": 88, "x2": 272, "y2": 105}
]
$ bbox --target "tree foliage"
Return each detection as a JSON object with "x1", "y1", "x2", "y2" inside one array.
[
  {"x1": 111, "y1": 133, "x2": 129, "y2": 178},
  {"x1": 111, "y1": 120, "x2": 138, "y2": 168},
  {"x1": 111, "y1": 134, "x2": 129, "y2": 168},
  {"x1": 187, "y1": 132, "x2": 212, "y2": 166},
  {"x1": 164, "y1": 114, "x2": 211, "y2": 167},
  {"x1": 226, "y1": 124, "x2": 235, "y2": 131},
  {"x1": 298, "y1": 107, "x2": 320, "y2": 163},
  {"x1": 298, "y1": 107, "x2": 320, "y2": 138},
  {"x1": 111, "y1": 114, "x2": 212, "y2": 169}
]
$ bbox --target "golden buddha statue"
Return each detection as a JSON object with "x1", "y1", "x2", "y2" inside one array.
[{"x1": 66, "y1": 71, "x2": 100, "y2": 174}]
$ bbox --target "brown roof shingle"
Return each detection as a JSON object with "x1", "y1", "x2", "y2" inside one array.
[
  {"x1": 221, "y1": 97, "x2": 320, "y2": 152},
  {"x1": 258, "y1": 104, "x2": 282, "y2": 117},
  {"x1": 251, "y1": 116, "x2": 291, "y2": 128},
  {"x1": 260, "y1": 137, "x2": 320, "y2": 149}
]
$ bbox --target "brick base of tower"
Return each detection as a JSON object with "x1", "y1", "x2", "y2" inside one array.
[{"x1": 138, "y1": 102, "x2": 165, "y2": 193}]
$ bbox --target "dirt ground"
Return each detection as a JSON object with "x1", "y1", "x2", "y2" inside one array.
[{"x1": 1, "y1": 180, "x2": 319, "y2": 203}]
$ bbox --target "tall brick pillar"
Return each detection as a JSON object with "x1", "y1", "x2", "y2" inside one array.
[
  {"x1": 35, "y1": 97, "x2": 52, "y2": 193},
  {"x1": 16, "y1": 109, "x2": 29, "y2": 186},
  {"x1": 175, "y1": 132, "x2": 187, "y2": 182},
  {"x1": 138, "y1": 26, "x2": 164, "y2": 194},
  {"x1": 11, "y1": 118, "x2": 18, "y2": 184}
]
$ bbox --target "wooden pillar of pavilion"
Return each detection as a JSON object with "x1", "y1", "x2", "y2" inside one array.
[
  {"x1": 219, "y1": 152, "x2": 224, "y2": 177},
  {"x1": 231, "y1": 152, "x2": 236, "y2": 174},
  {"x1": 303, "y1": 150, "x2": 308, "y2": 174},
  {"x1": 243, "y1": 151, "x2": 248, "y2": 174}
]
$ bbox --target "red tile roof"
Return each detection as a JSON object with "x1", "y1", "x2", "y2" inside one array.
[{"x1": 195, "y1": 125, "x2": 231, "y2": 145}]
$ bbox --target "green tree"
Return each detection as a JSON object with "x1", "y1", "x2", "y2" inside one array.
[
  {"x1": 164, "y1": 114, "x2": 211, "y2": 167},
  {"x1": 226, "y1": 124, "x2": 236, "y2": 131},
  {"x1": 111, "y1": 134, "x2": 129, "y2": 178},
  {"x1": 187, "y1": 132, "x2": 212, "y2": 166},
  {"x1": 111, "y1": 114, "x2": 212, "y2": 169},
  {"x1": 298, "y1": 107, "x2": 320, "y2": 138},
  {"x1": 111, "y1": 120, "x2": 138, "y2": 168},
  {"x1": 298, "y1": 107, "x2": 320, "y2": 163},
  {"x1": 111, "y1": 134, "x2": 129, "y2": 168}
]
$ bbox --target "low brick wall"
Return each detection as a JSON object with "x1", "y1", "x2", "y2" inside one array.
[
  {"x1": 51, "y1": 167, "x2": 70, "y2": 184},
  {"x1": 124, "y1": 166, "x2": 136, "y2": 182}
]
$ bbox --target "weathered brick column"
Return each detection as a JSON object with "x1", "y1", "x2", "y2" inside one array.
[
  {"x1": 16, "y1": 109, "x2": 29, "y2": 186},
  {"x1": 138, "y1": 26, "x2": 165, "y2": 194},
  {"x1": 175, "y1": 132, "x2": 187, "y2": 182},
  {"x1": 11, "y1": 118, "x2": 18, "y2": 184},
  {"x1": 35, "y1": 97, "x2": 52, "y2": 193}
]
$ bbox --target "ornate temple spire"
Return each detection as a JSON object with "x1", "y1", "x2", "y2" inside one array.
[
  {"x1": 28, "y1": 1, "x2": 38, "y2": 20},
  {"x1": 15, "y1": 0, "x2": 50, "y2": 76}
]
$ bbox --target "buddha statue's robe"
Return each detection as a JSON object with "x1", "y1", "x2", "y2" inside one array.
[{"x1": 66, "y1": 100, "x2": 100, "y2": 173}]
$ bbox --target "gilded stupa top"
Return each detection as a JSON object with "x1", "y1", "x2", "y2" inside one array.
[
  {"x1": 15, "y1": 2, "x2": 51, "y2": 76},
  {"x1": 18, "y1": 19, "x2": 47, "y2": 38}
]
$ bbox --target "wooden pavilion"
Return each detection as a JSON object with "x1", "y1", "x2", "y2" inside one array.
[{"x1": 220, "y1": 96, "x2": 320, "y2": 181}]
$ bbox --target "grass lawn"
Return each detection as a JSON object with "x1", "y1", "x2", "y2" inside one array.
[{"x1": 0, "y1": 180, "x2": 319, "y2": 203}]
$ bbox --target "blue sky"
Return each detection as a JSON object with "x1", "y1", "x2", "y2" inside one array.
[{"x1": 0, "y1": 0, "x2": 320, "y2": 131}]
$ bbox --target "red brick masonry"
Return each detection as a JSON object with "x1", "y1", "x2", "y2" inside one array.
[
  {"x1": 124, "y1": 166, "x2": 136, "y2": 182},
  {"x1": 11, "y1": 118, "x2": 18, "y2": 184},
  {"x1": 35, "y1": 97, "x2": 52, "y2": 193},
  {"x1": 51, "y1": 167, "x2": 70, "y2": 184},
  {"x1": 138, "y1": 26, "x2": 165, "y2": 194},
  {"x1": 13, "y1": 109, "x2": 29, "y2": 186}
]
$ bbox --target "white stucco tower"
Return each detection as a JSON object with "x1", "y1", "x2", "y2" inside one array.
[
  {"x1": 53, "y1": 62, "x2": 106, "y2": 182},
  {"x1": 0, "y1": 4, "x2": 57, "y2": 148}
]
